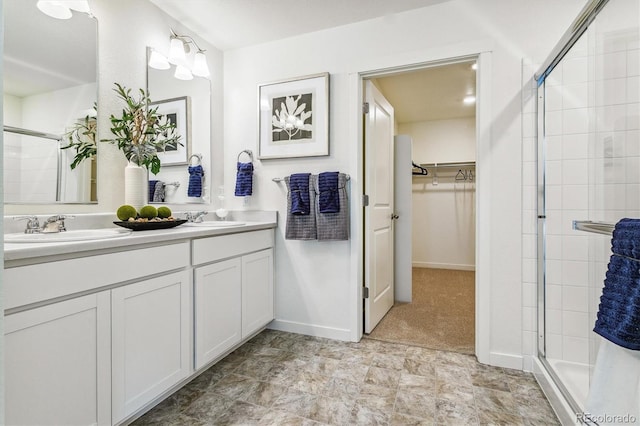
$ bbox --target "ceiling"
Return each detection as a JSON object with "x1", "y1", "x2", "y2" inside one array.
[
  {"x1": 374, "y1": 61, "x2": 477, "y2": 123},
  {"x1": 150, "y1": 0, "x2": 448, "y2": 51}
]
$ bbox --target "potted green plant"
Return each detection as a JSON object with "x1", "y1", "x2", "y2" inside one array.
[
  {"x1": 102, "y1": 82, "x2": 182, "y2": 174},
  {"x1": 102, "y1": 83, "x2": 182, "y2": 207},
  {"x1": 61, "y1": 103, "x2": 97, "y2": 170}
]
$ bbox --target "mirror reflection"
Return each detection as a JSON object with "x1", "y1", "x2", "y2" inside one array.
[
  {"x1": 3, "y1": 0, "x2": 97, "y2": 204},
  {"x1": 146, "y1": 46, "x2": 211, "y2": 204}
]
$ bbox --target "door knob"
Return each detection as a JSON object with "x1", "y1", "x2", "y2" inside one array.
[{"x1": 391, "y1": 214, "x2": 399, "y2": 220}]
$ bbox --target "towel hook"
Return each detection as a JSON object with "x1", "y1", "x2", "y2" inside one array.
[
  {"x1": 189, "y1": 153, "x2": 202, "y2": 166},
  {"x1": 237, "y1": 149, "x2": 253, "y2": 163}
]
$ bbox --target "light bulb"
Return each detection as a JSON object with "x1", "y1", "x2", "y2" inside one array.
[
  {"x1": 174, "y1": 65, "x2": 193, "y2": 81},
  {"x1": 37, "y1": 1, "x2": 72, "y2": 19},
  {"x1": 167, "y1": 37, "x2": 186, "y2": 66},
  {"x1": 463, "y1": 95, "x2": 476, "y2": 105},
  {"x1": 148, "y1": 50, "x2": 170, "y2": 70},
  {"x1": 192, "y1": 52, "x2": 210, "y2": 78},
  {"x1": 66, "y1": 0, "x2": 90, "y2": 13}
]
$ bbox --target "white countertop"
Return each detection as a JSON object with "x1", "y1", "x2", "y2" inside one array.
[{"x1": 4, "y1": 221, "x2": 277, "y2": 264}]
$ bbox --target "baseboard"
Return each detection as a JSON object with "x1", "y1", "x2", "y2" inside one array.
[
  {"x1": 268, "y1": 319, "x2": 352, "y2": 341},
  {"x1": 412, "y1": 262, "x2": 476, "y2": 271},
  {"x1": 486, "y1": 351, "x2": 523, "y2": 370}
]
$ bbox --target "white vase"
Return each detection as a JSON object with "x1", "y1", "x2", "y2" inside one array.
[{"x1": 124, "y1": 162, "x2": 147, "y2": 209}]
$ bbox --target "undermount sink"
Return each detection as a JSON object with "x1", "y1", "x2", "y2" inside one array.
[
  {"x1": 5, "y1": 228, "x2": 133, "y2": 243},
  {"x1": 183, "y1": 221, "x2": 246, "y2": 227}
]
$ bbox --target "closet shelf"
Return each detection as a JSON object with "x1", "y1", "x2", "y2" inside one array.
[{"x1": 419, "y1": 161, "x2": 475, "y2": 169}]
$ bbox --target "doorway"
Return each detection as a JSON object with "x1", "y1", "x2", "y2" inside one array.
[{"x1": 362, "y1": 59, "x2": 478, "y2": 354}]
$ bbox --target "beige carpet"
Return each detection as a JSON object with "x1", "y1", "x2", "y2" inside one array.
[{"x1": 366, "y1": 267, "x2": 475, "y2": 354}]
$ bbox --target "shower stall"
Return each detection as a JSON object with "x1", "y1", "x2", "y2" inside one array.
[{"x1": 535, "y1": 0, "x2": 640, "y2": 420}]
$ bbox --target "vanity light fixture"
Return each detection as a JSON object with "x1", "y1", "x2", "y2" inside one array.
[
  {"x1": 151, "y1": 29, "x2": 211, "y2": 79},
  {"x1": 463, "y1": 95, "x2": 476, "y2": 105},
  {"x1": 471, "y1": 63, "x2": 477, "y2": 70},
  {"x1": 36, "y1": 0, "x2": 90, "y2": 19}
]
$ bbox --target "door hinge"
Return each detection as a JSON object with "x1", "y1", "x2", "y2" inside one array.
[
  {"x1": 363, "y1": 102, "x2": 370, "y2": 114},
  {"x1": 362, "y1": 194, "x2": 369, "y2": 207},
  {"x1": 363, "y1": 287, "x2": 369, "y2": 299}
]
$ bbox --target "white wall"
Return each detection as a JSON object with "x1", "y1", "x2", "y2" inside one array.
[
  {"x1": 224, "y1": 0, "x2": 586, "y2": 365},
  {"x1": 401, "y1": 118, "x2": 476, "y2": 270}
]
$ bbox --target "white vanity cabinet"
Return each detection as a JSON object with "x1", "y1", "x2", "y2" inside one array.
[
  {"x1": 193, "y1": 230, "x2": 274, "y2": 369},
  {"x1": 111, "y1": 270, "x2": 191, "y2": 423},
  {"x1": 5, "y1": 291, "x2": 111, "y2": 426}
]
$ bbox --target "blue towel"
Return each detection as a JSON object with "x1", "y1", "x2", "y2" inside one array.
[
  {"x1": 318, "y1": 171, "x2": 340, "y2": 213},
  {"x1": 149, "y1": 180, "x2": 159, "y2": 201},
  {"x1": 289, "y1": 173, "x2": 311, "y2": 215},
  {"x1": 234, "y1": 162, "x2": 254, "y2": 196},
  {"x1": 188, "y1": 165, "x2": 204, "y2": 197},
  {"x1": 594, "y1": 218, "x2": 640, "y2": 350}
]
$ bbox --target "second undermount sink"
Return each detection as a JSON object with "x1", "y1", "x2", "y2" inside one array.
[
  {"x1": 5, "y1": 228, "x2": 133, "y2": 243},
  {"x1": 183, "y1": 221, "x2": 246, "y2": 227}
]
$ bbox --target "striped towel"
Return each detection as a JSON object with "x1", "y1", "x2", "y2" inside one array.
[
  {"x1": 318, "y1": 171, "x2": 340, "y2": 213},
  {"x1": 289, "y1": 173, "x2": 311, "y2": 215},
  {"x1": 285, "y1": 175, "x2": 317, "y2": 240},
  {"x1": 188, "y1": 165, "x2": 204, "y2": 197},
  {"x1": 234, "y1": 162, "x2": 254, "y2": 196},
  {"x1": 315, "y1": 173, "x2": 349, "y2": 241}
]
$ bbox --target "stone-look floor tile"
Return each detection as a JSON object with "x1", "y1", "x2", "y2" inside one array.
[
  {"x1": 290, "y1": 339, "x2": 323, "y2": 353},
  {"x1": 350, "y1": 403, "x2": 391, "y2": 425},
  {"x1": 436, "y1": 350, "x2": 477, "y2": 369},
  {"x1": 376, "y1": 341, "x2": 409, "y2": 357},
  {"x1": 258, "y1": 409, "x2": 324, "y2": 426},
  {"x1": 436, "y1": 380, "x2": 474, "y2": 404},
  {"x1": 435, "y1": 363, "x2": 472, "y2": 386},
  {"x1": 304, "y1": 356, "x2": 341, "y2": 376},
  {"x1": 356, "y1": 383, "x2": 396, "y2": 412},
  {"x1": 183, "y1": 391, "x2": 235, "y2": 422},
  {"x1": 210, "y1": 373, "x2": 258, "y2": 400},
  {"x1": 279, "y1": 352, "x2": 313, "y2": 369},
  {"x1": 240, "y1": 380, "x2": 288, "y2": 408},
  {"x1": 436, "y1": 399, "x2": 479, "y2": 425},
  {"x1": 471, "y1": 369, "x2": 511, "y2": 392},
  {"x1": 479, "y1": 409, "x2": 525, "y2": 425},
  {"x1": 372, "y1": 353, "x2": 406, "y2": 370},
  {"x1": 214, "y1": 400, "x2": 268, "y2": 425},
  {"x1": 268, "y1": 335, "x2": 298, "y2": 351},
  {"x1": 395, "y1": 388, "x2": 436, "y2": 419},
  {"x1": 406, "y1": 346, "x2": 438, "y2": 363},
  {"x1": 389, "y1": 412, "x2": 435, "y2": 425},
  {"x1": 517, "y1": 396, "x2": 560, "y2": 425},
  {"x1": 473, "y1": 386, "x2": 519, "y2": 415},
  {"x1": 271, "y1": 389, "x2": 319, "y2": 419},
  {"x1": 250, "y1": 346, "x2": 287, "y2": 360},
  {"x1": 399, "y1": 372, "x2": 436, "y2": 394},
  {"x1": 263, "y1": 364, "x2": 300, "y2": 385},
  {"x1": 134, "y1": 411, "x2": 208, "y2": 426},
  {"x1": 339, "y1": 347, "x2": 375, "y2": 365},
  {"x1": 316, "y1": 344, "x2": 347, "y2": 360},
  {"x1": 291, "y1": 370, "x2": 331, "y2": 395},
  {"x1": 332, "y1": 361, "x2": 370, "y2": 383},
  {"x1": 403, "y1": 358, "x2": 436, "y2": 378},
  {"x1": 322, "y1": 376, "x2": 361, "y2": 401},
  {"x1": 308, "y1": 396, "x2": 354, "y2": 424},
  {"x1": 235, "y1": 358, "x2": 277, "y2": 380},
  {"x1": 364, "y1": 366, "x2": 401, "y2": 388}
]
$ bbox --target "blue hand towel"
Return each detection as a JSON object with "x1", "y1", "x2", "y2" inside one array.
[
  {"x1": 318, "y1": 171, "x2": 340, "y2": 213},
  {"x1": 188, "y1": 165, "x2": 204, "y2": 197},
  {"x1": 289, "y1": 173, "x2": 311, "y2": 215},
  {"x1": 149, "y1": 180, "x2": 159, "y2": 201},
  {"x1": 594, "y1": 218, "x2": 640, "y2": 350},
  {"x1": 234, "y1": 162, "x2": 254, "y2": 196}
]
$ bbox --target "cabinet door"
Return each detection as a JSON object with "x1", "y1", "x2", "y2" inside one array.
[
  {"x1": 5, "y1": 291, "x2": 111, "y2": 426},
  {"x1": 194, "y1": 258, "x2": 242, "y2": 369},
  {"x1": 242, "y1": 248, "x2": 274, "y2": 338},
  {"x1": 112, "y1": 270, "x2": 191, "y2": 422}
]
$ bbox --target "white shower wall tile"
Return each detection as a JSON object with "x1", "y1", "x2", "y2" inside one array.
[
  {"x1": 627, "y1": 75, "x2": 640, "y2": 103},
  {"x1": 563, "y1": 133, "x2": 589, "y2": 159},
  {"x1": 523, "y1": 282, "x2": 536, "y2": 308},
  {"x1": 595, "y1": 51, "x2": 627, "y2": 80},
  {"x1": 547, "y1": 309, "x2": 563, "y2": 334},
  {"x1": 563, "y1": 82, "x2": 589, "y2": 109},
  {"x1": 522, "y1": 307, "x2": 535, "y2": 332},
  {"x1": 546, "y1": 84, "x2": 563, "y2": 111},
  {"x1": 625, "y1": 130, "x2": 640, "y2": 156},
  {"x1": 562, "y1": 235, "x2": 589, "y2": 261},
  {"x1": 563, "y1": 108, "x2": 590, "y2": 134},
  {"x1": 627, "y1": 49, "x2": 640, "y2": 76},
  {"x1": 562, "y1": 285, "x2": 589, "y2": 312},
  {"x1": 522, "y1": 234, "x2": 536, "y2": 259},
  {"x1": 561, "y1": 261, "x2": 589, "y2": 287},
  {"x1": 563, "y1": 56, "x2": 588, "y2": 83},
  {"x1": 522, "y1": 258, "x2": 537, "y2": 283},
  {"x1": 547, "y1": 284, "x2": 563, "y2": 310},
  {"x1": 562, "y1": 184, "x2": 588, "y2": 210},
  {"x1": 546, "y1": 135, "x2": 563, "y2": 160},
  {"x1": 546, "y1": 333, "x2": 563, "y2": 359},
  {"x1": 563, "y1": 336, "x2": 590, "y2": 364},
  {"x1": 562, "y1": 310, "x2": 589, "y2": 338}
]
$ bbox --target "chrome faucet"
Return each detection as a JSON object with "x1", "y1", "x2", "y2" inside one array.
[
  {"x1": 41, "y1": 215, "x2": 75, "y2": 233},
  {"x1": 14, "y1": 216, "x2": 41, "y2": 234},
  {"x1": 185, "y1": 211, "x2": 208, "y2": 223}
]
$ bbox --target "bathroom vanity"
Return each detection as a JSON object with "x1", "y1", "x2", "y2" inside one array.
[{"x1": 3, "y1": 217, "x2": 276, "y2": 426}]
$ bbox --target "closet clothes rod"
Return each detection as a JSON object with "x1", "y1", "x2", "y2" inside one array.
[
  {"x1": 419, "y1": 161, "x2": 476, "y2": 169},
  {"x1": 572, "y1": 220, "x2": 615, "y2": 236},
  {"x1": 272, "y1": 174, "x2": 351, "y2": 182}
]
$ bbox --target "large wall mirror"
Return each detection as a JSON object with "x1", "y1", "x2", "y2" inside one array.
[
  {"x1": 146, "y1": 46, "x2": 211, "y2": 205},
  {"x1": 3, "y1": 0, "x2": 97, "y2": 204}
]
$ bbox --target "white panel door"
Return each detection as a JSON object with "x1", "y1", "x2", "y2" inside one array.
[
  {"x1": 111, "y1": 270, "x2": 191, "y2": 422},
  {"x1": 242, "y1": 248, "x2": 274, "y2": 338},
  {"x1": 364, "y1": 80, "x2": 396, "y2": 334},
  {"x1": 5, "y1": 292, "x2": 111, "y2": 426},
  {"x1": 194, "y1": 258, "x2": 242, "y2": 369}
]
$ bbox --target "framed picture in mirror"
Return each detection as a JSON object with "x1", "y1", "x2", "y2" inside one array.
[
  {"x1": 258, "y1": 72, "x2": 329, "y2": 160},
  {"x1": 151, "y1": 96, "x2": 191, "y2": 166}
]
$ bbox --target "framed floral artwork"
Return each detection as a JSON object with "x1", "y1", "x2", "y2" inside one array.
[
  {"x1": 258, "y1": 72, "x2": 329, "y2": 159},
  {"x1": 150, "y1": 96, "x2": 191, "y2": 166}
]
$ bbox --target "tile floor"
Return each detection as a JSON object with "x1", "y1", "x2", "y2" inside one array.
[{"x1": 132, "y1": 330, "x2": 559, "y2": 425}]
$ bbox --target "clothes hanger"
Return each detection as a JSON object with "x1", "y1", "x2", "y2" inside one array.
[
  {"x1": 455, "y1": 169, "x2": 467, "y2": 181},
  {"x1": 412, "y1": 162, "x2": 428, "y2": 176}
]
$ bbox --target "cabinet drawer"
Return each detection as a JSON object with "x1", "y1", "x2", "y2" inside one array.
[
  {"x1": 192, "y1": 229, "x2": 273, "y2": 265},
  {"x1": 5, "y1": 242, "x2": 190, "y2": 310}
]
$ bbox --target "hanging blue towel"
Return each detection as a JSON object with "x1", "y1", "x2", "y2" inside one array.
[
  {"x1": 188, "y1": 165, "x2": 204, "y2": 197},
  {"x1": 149, "y1": 180, "x2": 159, "y2": 201},
  {"x1": 594, "y1": 218, "x2": 640, "y2": 350},
  {"x1": 318, "y1": 171, "x2": 340, "y2": 213},
  {"x1": 234, "y1": 162, "x2": 254, "y2": 196},
  {"x1": 289, "y1": 173, "x2": 311, "y2": 215}
]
